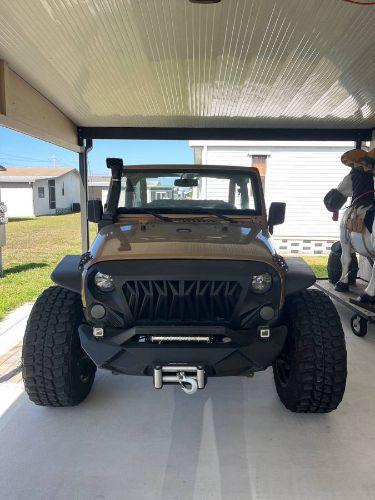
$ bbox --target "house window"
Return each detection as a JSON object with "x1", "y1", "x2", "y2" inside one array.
[
  {"x1": 62, "y1": 182, "x2": 65, "y2": 196},
  {"x1": 38, "y1": 187, "x2": 45, "y2": 198},
  {"x1": 251, "y1": 155, "x2": 268, "y2": 190}
]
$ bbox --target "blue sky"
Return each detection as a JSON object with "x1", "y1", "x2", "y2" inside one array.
[{"x1": 0, "y1": 127, "x2": 194, "y2": 174}]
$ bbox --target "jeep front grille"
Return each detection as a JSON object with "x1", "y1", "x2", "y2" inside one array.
[{"x1": 123, "y1": 280, "x2": 242, "y2": 323}]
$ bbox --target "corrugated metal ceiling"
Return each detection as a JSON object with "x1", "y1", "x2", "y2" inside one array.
[{"x1": 0, "y1": 0, "x2": 374, "y2": 130}]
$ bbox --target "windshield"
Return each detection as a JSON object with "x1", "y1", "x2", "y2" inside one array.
[{"x1": 118, "y1": 169, "x2": 261, "y2": 214}]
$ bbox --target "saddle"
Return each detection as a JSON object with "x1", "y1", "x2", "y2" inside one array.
[
  {"x1": 346, "y1": 205, "x2": 375, "y2": 234},
  {"x1": 346, "y1": 207, "x2": 365, "y2": 233}
]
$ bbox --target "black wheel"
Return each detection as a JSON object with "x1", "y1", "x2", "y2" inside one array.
[
  {"x1": 350, "y1": 314, "x2": 368, "y2": 337},
  {"x1": 22, "y1": 286, "x2": 96, "y2": 407},
  {"x1": 273, "y1": 289, "x2": 347, "y2": 413},
  {"x1": 327, "y1": 241, "x2": 358, "y2": 285}
]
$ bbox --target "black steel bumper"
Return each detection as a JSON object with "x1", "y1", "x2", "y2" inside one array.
[{"x1": 79, "y1": 324, "x2": 287, "y2": 377}]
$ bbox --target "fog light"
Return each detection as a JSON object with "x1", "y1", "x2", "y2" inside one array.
[
  {"x1": 94, "y1": 272, "x2": 114, "y2": 291},
  {"x1": 90, "y1": 304, "x2": 106, "y2": 319},
  {"x1": 260, "y1": 306, "x2": 275, "y2": 321},
  {"x1": 251, "y1": 273, "x2": 272, "y2": 294}
]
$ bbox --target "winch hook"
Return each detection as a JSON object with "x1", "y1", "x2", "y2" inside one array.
[{"x1": 177, "y1": 371, "x2": 198, "y2": 395}]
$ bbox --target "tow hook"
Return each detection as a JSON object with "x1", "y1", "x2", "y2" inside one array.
[{"x1": 176, "y1": 371, "x2": 198, "y2": 395}]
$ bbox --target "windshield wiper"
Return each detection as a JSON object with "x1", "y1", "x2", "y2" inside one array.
[
  {"x1": 141, "y1": 210, "x2": 174, "y2": 222},
  {"x1": 202, "y1": 211, "x2": 238, "y2": 224},
  {"x1": 139, "y1": 209, "x2": 237, "y2": 223}
]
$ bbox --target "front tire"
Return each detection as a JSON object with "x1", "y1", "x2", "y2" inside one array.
[
  {"x1": 22, "y1": 286, "x2": 96, "y2": 407},
  {"x1": 273, "y1": 289, "x2": 347, "y2": 413}
]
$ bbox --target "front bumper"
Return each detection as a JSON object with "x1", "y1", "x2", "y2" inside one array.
[{"x1": 79, "y1": 324, "x2": 287, "y2": 377}]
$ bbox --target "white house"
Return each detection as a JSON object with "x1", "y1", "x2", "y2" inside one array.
[
  {"x1": 189, "y1": 141, "x2": 356, "y2": 255},
  {"x1": 0, "y1": 167, "x2": 81, "y2": 218}
]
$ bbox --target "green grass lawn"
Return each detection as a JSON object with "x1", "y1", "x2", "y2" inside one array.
[
  {"x1": 0, "y1": 214, "x2": 328, "y2": 320},
  {"x1": 0, "y1": 214, "x2": 96, "y2": 320},
  {"x1": 299, "y1": 255, "x2": 328, "y2": 279}
]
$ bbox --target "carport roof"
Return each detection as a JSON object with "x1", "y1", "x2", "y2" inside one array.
[{"x1": 0, "y1": 0, "x2": 374, "y2": 149}]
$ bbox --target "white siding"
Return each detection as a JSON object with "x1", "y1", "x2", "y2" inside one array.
[
  {"x1": 101, "y1": 188, "x2": 126, "y2": 207},
  {"x1": 265, "y1": 149, "x2": 347, "y2": 238},
  {"x1": 202, "y1": 144, "x2": 348, "y2": 240},
  {"x1": 0, "y1": 183, "x2": 34, "y2": 218},
  {"x1": 55, "y1": 171, "x2": 80, "y2": 211},
  {"x1": 88, "y1": 186, "x2": 103, "y2": 200},
  {"x1": 204, "y1": 177, "x2": 230, "y2": 201}
]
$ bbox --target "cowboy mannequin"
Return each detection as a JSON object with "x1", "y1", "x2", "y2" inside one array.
[
  {"x1": 324, "y1": 148, "x2": 375, "y2": 302},
  {"x1": 325, "y1": 149, "x2": 375, "y2": 221}
]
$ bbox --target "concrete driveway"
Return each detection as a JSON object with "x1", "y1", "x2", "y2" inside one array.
[{"x1": 0, "y1": 302, "x2": 375, "y2": 500}]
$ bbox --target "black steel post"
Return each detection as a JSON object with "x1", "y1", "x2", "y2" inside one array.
[{"x1": 78, "y1": 138, "x2": 93, "y2": 252}]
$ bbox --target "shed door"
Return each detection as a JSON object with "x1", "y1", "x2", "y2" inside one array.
[{"x1": 48, "y1": 179, "x2": 56, "y2": 209}]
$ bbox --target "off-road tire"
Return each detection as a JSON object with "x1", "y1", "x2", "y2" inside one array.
[
  {"x1": 327, "y1": 242, "x2": 358, "y2": 285},
  {"x1": 22, "y1": 286, "x2": 96, "y2": 407},
  {"x1": 273, "y1": 289, "x2": 347, "y2": 413}
]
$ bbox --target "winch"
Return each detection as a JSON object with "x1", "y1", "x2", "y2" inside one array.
[{"x1": 153, "y1": 365, "x2": 205, "y2": 395}]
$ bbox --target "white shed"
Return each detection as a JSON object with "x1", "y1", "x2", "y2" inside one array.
[
  {"x1": 0, "y1": 167, "x2": 81, "y2": 218},
  {"x1": 88, "y1": 176, "x2": 110, "y2": 205},
  {"x1": 190, "y1": 141, "x2": 355, "y2": 255}
]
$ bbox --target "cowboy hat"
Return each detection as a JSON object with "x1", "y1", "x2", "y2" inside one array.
[{"x1": 341, "y1": 149, "x2": 367, "y2": 167}]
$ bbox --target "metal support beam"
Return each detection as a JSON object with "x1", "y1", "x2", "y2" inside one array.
[
  {"x1": 78, "y1": 139, "x2": 93, "y2": 253},
  {"x1": 78, "y1": 126, "x2": 374, "y2": 142}
]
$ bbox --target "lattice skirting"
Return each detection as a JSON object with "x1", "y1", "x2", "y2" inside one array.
[{"x1": 273, "y1": 237, "x2": 337, "y2": 255}]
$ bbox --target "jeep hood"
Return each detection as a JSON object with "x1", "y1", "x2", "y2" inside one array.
[{"x1": 89, "y1": 221, "x2": 276, "y2": 264}]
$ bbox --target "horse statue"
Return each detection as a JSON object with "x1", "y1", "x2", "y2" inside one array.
[{"x1": 324, "y1": 148, "x2": 375, "y2": 304}]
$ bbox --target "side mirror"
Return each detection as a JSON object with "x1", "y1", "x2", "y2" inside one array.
[
  {"x1": 87, "y1": 199, "x2": 103, "y2": 223},
  {"x1": 268, "y1": 202, "x2": 286, "y2": 234}
]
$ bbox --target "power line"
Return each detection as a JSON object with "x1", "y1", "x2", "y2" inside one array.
[
  {"x1": 0, "y1": 151, "x2": 64, "y2": 163},
  {"x1": 0, "y1": 154, "x2": 52, "y2": 163}
]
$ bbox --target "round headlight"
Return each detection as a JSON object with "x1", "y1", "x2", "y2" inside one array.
[
  {"x1": 251, "y1": 272, "x2": 272, "y2": 294},
  {"x1": 94, "y1": 272, "x2": 115, "y2": 291}
]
